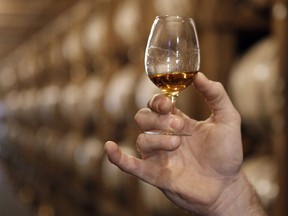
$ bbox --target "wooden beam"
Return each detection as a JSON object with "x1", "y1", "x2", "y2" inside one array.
[
  {"x1": 197, "y1": 0, "x2": 269, "y2": 31},
  {"x1": 0, "y1": 1, "x2": 49, "y2": 15},
  {"x1": 271, "y1": 0, "x2": 288, "y2": 216}
]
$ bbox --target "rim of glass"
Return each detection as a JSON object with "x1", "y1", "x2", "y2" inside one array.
[{"x1": 156, "y1": 15, "x2": 194, "y2": 22}]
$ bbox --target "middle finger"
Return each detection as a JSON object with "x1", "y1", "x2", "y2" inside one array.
[{"x1": 135, "y1": 108, "x2": 184, "y2": 132}]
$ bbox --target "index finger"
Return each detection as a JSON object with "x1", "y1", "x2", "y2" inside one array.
[{"x1": 147, "y1": 94, "x2": 172, "y2": 114}]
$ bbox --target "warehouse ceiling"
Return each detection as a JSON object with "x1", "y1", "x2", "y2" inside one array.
[{"x1": 0, "y1": 0, "x2": 77, "y2": 60}]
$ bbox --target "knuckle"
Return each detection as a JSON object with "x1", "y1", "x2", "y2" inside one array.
[
  {"x1": 136, "y1": 133, "x2": 146, "y2": 145},
  {"x1": 233, "y1": 109, "x2": 242, "y2": 123},
  {"x1": 147, "y1": 93, "x2": 162, "y2": 108},
  {"x1": 214, "y1": 81, "x2": 224, "y2": 89},
  {"x1": 209, "y1": 82, "x2": 225, "y2": 104},
  {"x1": 134, "y1": 108, "x2": 151, "y2": 124},
  {"x1": 160, "y1": 135, "x2": 179, "y2": 150},
  {"x1": 149, "y1": 94, "x2": 170, "y2": 113}
]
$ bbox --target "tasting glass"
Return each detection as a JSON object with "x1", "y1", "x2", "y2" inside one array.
[{"x1": 144, "y1": 15, "x2": 200, "y2": 135}]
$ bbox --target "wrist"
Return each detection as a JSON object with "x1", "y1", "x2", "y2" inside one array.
[{"x1": 208, "y1": 171, "x2": 267, "y2": 216}]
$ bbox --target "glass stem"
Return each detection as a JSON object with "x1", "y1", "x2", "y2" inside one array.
[{"x1": 170, "y1": 95, "x2": 178, "y2": 114}]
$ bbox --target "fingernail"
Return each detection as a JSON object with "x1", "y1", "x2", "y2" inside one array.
[
  {"x1": 171, "y1": 136, "x2": 180, "y2": 148},
  {"x1": 169, "y1": 117, "x2": 182, "y2": 130}
]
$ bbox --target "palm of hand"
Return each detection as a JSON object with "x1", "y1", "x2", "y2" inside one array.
[{"x1": 138, "y1": 115, "x2": 243, "y2": 211}]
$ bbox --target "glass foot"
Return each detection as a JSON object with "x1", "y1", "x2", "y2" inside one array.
[{"x1": 144, "y1": 130, "x2": 191, "y2": 136}]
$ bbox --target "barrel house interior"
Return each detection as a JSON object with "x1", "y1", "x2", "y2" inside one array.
[{"x1": 0, "y1": 0, "x2": 287, "y2": 216}]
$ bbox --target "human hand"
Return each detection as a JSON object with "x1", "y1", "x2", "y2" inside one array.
[{"x1": 105, "y1": 73, "x2": 262, "y2": 215}]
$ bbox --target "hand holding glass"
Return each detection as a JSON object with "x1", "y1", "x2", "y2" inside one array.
[{"x1": 144, "y1": 15, "x2": 200, "y2": 135}]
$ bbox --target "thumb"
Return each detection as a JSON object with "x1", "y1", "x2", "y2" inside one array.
[{"x1": 193, "y1": 72, "x2": 240, "y2": 123}]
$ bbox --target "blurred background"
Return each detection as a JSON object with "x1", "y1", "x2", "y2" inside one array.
[{"x1": 0, "y1": 0, "x2": 287, "y2": 215}]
